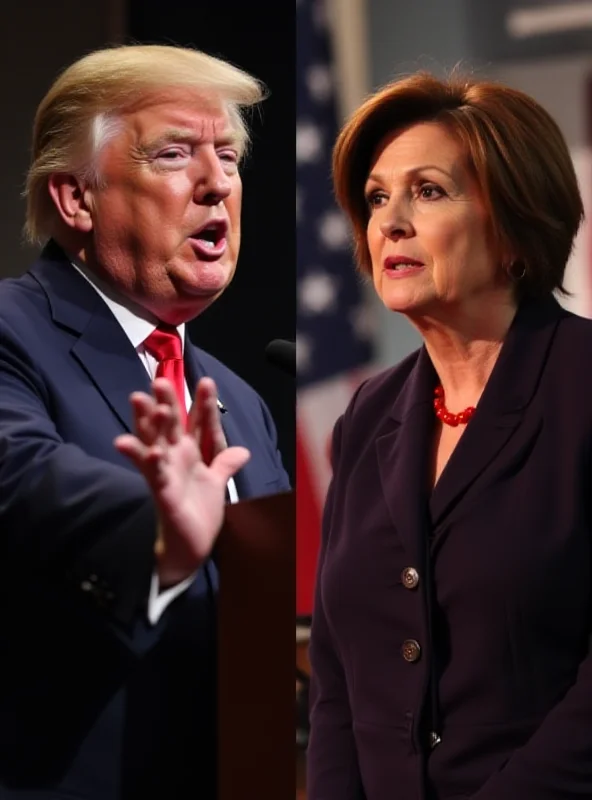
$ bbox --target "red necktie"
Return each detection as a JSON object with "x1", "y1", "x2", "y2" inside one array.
[{"x1": 143, "y1": 325, "x2": 188, "y2": 429}]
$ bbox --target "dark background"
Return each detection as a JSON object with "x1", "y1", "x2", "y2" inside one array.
[{"x1": 127, "y1": 1, "x2": 295, "y2": 483}]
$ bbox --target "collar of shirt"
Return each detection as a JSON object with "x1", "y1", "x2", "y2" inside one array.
[{"x1": 68, "y1": 257, "x2": 186, "y2": 353}]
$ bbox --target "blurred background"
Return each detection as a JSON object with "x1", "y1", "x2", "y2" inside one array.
[
  {"x1": 296, "y1": 0, "x2": 592, "y2": 793},
  {"x1": 1, "y1": 0, "x2": 295, "y2": 487}
]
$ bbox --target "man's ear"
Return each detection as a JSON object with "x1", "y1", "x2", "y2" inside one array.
[{"x1": 47, "y1": 173, "x2": 94, "y2": 233}]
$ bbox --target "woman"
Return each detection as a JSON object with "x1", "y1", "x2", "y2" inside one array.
[{"x1": 307, "y1": 71, "x2": 592, "y2": 799}]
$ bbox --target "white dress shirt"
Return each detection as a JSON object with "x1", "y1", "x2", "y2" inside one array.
[{"x1": 69, "y1": 259, "x2": 237, "y2": 623}]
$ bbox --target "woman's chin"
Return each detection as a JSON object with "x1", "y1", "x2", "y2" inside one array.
[{"x1": 379, "y1": 288, "x2": 428, "y2": 315}]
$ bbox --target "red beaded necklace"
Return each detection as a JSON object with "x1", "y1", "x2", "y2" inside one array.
[{"x1": 433, "y1": 385, "x2": 476, "y2": 427}]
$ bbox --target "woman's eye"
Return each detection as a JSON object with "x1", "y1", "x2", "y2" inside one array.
[
  {"x1": 366, "y1": 191, "x2": 387, "y2": 209},
  {"x1": 418, "y1": 183, "x2": 445, "y2": 200}
]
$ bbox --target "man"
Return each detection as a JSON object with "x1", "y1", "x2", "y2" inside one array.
[{"x1": 0, "y1": 44, "x2": 290, "y2": 799}]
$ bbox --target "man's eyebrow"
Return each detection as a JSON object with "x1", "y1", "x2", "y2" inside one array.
[{"x1": 138, "y1": 127, "x2": 240, "y2": 152}]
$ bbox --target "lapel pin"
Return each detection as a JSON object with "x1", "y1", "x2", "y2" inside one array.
[{"x1": 217, "y1": 398, "x2": 227, "y2": 414}]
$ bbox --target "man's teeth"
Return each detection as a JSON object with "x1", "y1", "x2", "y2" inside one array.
[{"x1": 199, "y1": 239, "x2": 216, "y2": 248}]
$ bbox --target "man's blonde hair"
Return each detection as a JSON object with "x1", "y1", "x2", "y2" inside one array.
[{"x1": 24, "y1": 44, "x2": 266, "y2": 245}]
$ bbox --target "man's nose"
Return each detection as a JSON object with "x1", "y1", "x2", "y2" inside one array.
[{"x1": 193, "y1": 152, "x2": 233, "y2": 205}]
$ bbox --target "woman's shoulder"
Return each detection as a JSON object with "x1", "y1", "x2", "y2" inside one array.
[
  {"x1": 326, "y1": 351, "x2": 422, "y2": 470},
  {"x1": 558, "y1": 305, "x2": 592, "y2": 336},
  {"x1": 553, "y1": 305, "x2": 592, "y2": 370},
  {"x1": 342, "y1": 348, "x2": 422, "y2": 423}
]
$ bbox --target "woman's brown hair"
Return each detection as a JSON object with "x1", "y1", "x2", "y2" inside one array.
[{"x1": 333, "y1": 70, "x2": 584, "y2": 298}]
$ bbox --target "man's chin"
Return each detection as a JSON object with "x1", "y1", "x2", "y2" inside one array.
[
  {"x1": 184, "y1": 283, "x2": 224, "y2": 297},
  {"x1": 154, "y1": 289, "x2": 221, "y2": 326},
  {"x1": 180, "y1": 260, "x2": 234, "y2": 296}
]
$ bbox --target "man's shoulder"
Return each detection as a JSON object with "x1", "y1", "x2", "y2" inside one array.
[
  {"x1": 0, "y1": 269, "x2": 41, "y2": 303},
  {"x1": 0, "y1": 243, "x2": 66, "y2": 321},
  {"x1": 0, "y1": 269, "x2": 49, "y2": 336}
]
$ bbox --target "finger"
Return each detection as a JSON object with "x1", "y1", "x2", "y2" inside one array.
[
  {"x1": 200, "y1": 383, "x2": 227, "y2": 455},
  {"x1": 129, "y1": 394, "x2": 160, "y2": 445},
  {"x1": 115, "y1": 434, "x2": 167, "y2": 468},
  {"x1": 188, "y1": 377, "x2": 218, "y2": 435},
  {"x1": 129, "y1": 391, "x2": 154, "y2": 408},
  {"x1": 132, "y1": 395, "x2": 180, "y2": 447},
  {"x1": 152, "y1": 377, "x2": 182, "y2": 410},
  {"x1": 137, "y1": 412, "x2": 161, "y2": 446},
  {"x1": 151, "y1": 379, "x2": 185, "y2": 443},
  {"x1": 152, "y1": 404, "x2": 181, "y2": 446},
  {"x1": 130, "y1": 392, "x2": 157, "y2": 421},
  {"x1": 114, "y1": 435, "x2": 169, "y2": 486},
  {"x1": 210, "y1": 446, "x2": 251, "y2": 484},
  {"x1": 189, "y1": 378, "x2": 226, "y2": 463},
  {"x1": 114, "y1": 433, "x2": 152, "y2": 466}
]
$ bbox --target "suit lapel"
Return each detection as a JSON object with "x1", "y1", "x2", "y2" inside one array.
[
  {"x1": 30, "y1": 243, "x2": 151, "y2": 433},
  {"x1": 376, "y1": 347, "x2": 436, "y2": 566},
  {"x1": 183, "y1": 337, "x2": 203, "y2": 400},
  {"x1": 429, "y1": 295, "x2": 563, "y2": 530},
  {"x1": 71, "y1": 315, "x2": 151, "y2": 433},
  {"x1": 429, "y1": 407, "x2": 524, "y2": 530}
]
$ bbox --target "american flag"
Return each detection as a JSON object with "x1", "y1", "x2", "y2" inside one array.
[{"x1": 296, "y1": 0, "x2": 376, "y2": 618}]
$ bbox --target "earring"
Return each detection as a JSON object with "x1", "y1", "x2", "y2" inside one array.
[{"x1": 507, "y1": 261, "x2": 526, "y2": 281}]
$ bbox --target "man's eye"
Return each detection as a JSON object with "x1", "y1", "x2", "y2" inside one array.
[{"x1": 158, "y1": 150, "x2": 186, "y2": 159}]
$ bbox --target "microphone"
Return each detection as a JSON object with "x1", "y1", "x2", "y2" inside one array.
[{"x1": 265, "y1": 339, "x2": 295, "y2": 376}]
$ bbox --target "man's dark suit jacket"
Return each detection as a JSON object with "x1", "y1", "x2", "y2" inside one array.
[
  {"x1": 0, "y1": 241, "x2": 290, "y2": 799},
  {"x1": 308, "y1": 295, "x2": 592, "y2": 800}
]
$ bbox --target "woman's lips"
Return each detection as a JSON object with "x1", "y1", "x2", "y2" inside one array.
[{"x1": 383, "y1": 257, "x2": 425, "y2": 277}]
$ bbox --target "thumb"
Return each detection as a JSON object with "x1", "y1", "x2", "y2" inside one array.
[{"x1": 211, "y1": 446, "x2": 251, "y2": 483}]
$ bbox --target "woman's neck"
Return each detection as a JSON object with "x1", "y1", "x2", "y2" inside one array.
[{"x1": 410, "y1": 295, "x2": 518, "y2": 409}]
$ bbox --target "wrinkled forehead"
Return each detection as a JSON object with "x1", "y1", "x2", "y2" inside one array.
[{"x1": 118, "y1": 88, "x2": 239, "y2": 146}]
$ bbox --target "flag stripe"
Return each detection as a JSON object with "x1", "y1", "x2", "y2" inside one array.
[{"x1": 296, "y1": 0, "x2": 375, "y2": 617}]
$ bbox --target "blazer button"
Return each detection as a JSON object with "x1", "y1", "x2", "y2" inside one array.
[
  {"x1": 401, "y1": 567, "x2": 420, "y2": 589},
  {"x1": 402, "y1": 639, "x2": 421, "y2": 662},
  {"x1": 429, "y1": 731, "x2": 442, "y2": 749}
]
